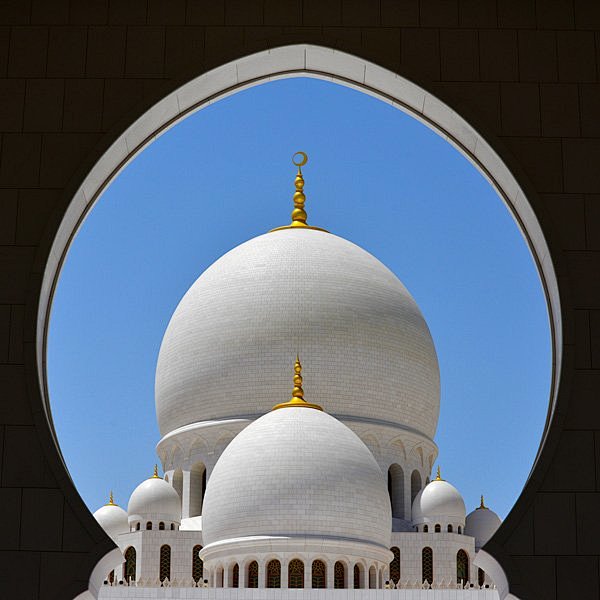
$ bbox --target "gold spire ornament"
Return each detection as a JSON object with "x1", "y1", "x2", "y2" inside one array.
[
  {"x1": 152, "y1": 464, "x2": 160, "y2": 479},
  {"x1": 478, "y1": 495, "x2": 488, "y2": 510},
  {"x1": 270, "y1": 152, "x2": 328, "y2": 233},
  {"x1": 106, "y1": 491, "x2": 117, "y2": 506},
  {"x1": 272, "y1": 355, "x2": 323, "y2": 411},
  {"x1": 435, "y1": 466, "x2": 443, "y2": 481}
]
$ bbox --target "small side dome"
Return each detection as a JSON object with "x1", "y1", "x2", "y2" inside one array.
[
  {"x1": 93, "y1": 492, "x2": 129, "y2": 541},
  {"x1": 465, "y1": 496, "x2": 502, "y2": 549},
  {"x1": 128, "y1": 466, "x2": 181, "y2": 525},
  {"x1": 412, "y1": 469, "x2": 466, "y2": 526}
]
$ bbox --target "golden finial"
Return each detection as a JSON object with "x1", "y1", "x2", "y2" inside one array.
[
  {"x1": 152, "y1": 464, "x2": 160, "y2": 479},
  {"x1": 435, "y1": 466, "x2": 443, "y2": 481},
  {"x1": 292, "y1": 354, "x2": 304, "y2": 400},
  {"x1": 291, "y1": 154, "x2": 308, "y2": 226},
  {"x1": 478, "y1": 495, "x2": 488, "y2": 510},
  {"x1": 272, "y1": 355, "x2": 323, "y2": 411},
  {"x1": 106, "y1": 491, "x2": 117, "y2": 506},
  {"x1": 270, "y1": 152, "x2": 328, "y2": 233}
]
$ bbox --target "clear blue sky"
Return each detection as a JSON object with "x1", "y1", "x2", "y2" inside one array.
[{"x1": 48, "y1": 77, "x2": 551, "y2": 520}]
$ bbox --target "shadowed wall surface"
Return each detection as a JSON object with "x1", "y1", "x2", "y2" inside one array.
[{"x1": 0, "y1": 1, "x2": 598, "y2": 599}]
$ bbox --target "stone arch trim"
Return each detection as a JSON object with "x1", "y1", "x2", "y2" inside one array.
[{"x1": 26, "y1": 44, "x2": 569, "y2": 600}]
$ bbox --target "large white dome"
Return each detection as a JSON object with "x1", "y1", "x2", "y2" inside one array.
[
  {"x1": 201, "y1": 405, "x2": 391, "y2": 550},
  {"x1": 155, "y1": 228, "x2": 440, "y2": 439}
]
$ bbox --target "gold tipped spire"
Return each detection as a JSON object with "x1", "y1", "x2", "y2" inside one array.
[
  {"x1": 435, "y1": 466, "x2": 443, "y2": 481},
  {"x1": 272, "y1": 355, "x2": 323, "y2": 411},
  {"x1": 106, "y1": 491, "x2": 117, "y2": 506},
  {"x1": 270, "y1": 152, "x2": 328, "y2": 233},
  {"x1": 478, "y1": 495, "x2": 488, "y2": 510},
  {"x1": 292, "y1": 354, "x2": 304, "y2": 400},
  {"x1": 291, "y1": 155, "x2": 307, "y2": 227},
  {"x1": 152, "y1": 464, "x2": 160, "y2": 479}
]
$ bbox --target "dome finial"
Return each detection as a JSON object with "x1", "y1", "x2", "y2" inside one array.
[
  {"x1": 106, "y1": 490, "x2": 116, "y2": 506},
  {"x1": 479, "y1": 494, "x2": 488, "y2": 510},
  {"x1": 269, "y1": 152, "x2": 328, "y2": 233},
  {"x1": 291, "y1": 152, "x2": 308, "y2": 227},
  {"x1": 152, "y1": 464, "x2": 160, "y2": 479},
  {"x1": 272, "y1": 355, "x2": 323, "y2": 411},
  {"x1": 435, "y1": 466, "x2": 443, "y2": 481},
  {"x1": 292, "y1": 354, "x2": 304, "y2": 400}
]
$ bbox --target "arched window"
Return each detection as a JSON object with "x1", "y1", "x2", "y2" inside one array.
[
  {"x1": 353, "y1": 564, "x2": 360, "y2": 589},
  {"x1": 389, "y1": 547, "x2": 400, "y2": 584},
  {"x1": 190, "y1": 462, "x2": 206, "y2": 517},
  {"x1": 288, "y1": 559, "x2": 304, "y2": 588},
  {"x1": 448, "y1": 524, "x2": 453, "y2": 532},
  {"x1": 170, "y1": 523, "x2": 174, "y2": 530},
  {"x1": 422, "y1": 547, "x2": 433, "y2": 584},
  {"x1": 135, "y1": 522, "x2": 140, "y2": 531},
  {"x1": 232, "y1": 563, "x2": 239, "y2": 588},
  {"x1": 192, "y1": 545, "x2": 203, "y2": 583},
  {"x1": 146, "y1": 521, "x2": 152, "y2": 530},
  {"x1": 457, "y1": 549, "x2": 469, "y2": 584},
  {"x1": 124, "y1": 547, "x2": 136, "y2": 583},
  {"x1": 159, "y1": 522, "x2": 165, "y2": 530},
  {"x1": 334, "y1": 561, "x2": 345, "y2": 589},
  {"x1": 215, "y1": 566, "x2": 224, "y2": 587},
  {"x1": 368, "y1": 565, "x2": 377, "y2": 589},
  {"x1": 311, "y1": 559, "x2": 326, "y2": 588},
  {"x1": 388, "y1": 464, "x2": 405, "y2": 518},
  {"x1": 247, "y1": 561, "x2": 259, "y2": 588},
  {"x1": 411, "y1": 470, "x2": 422, "y2": 503},
  {"x1": 458, "y1": 526, "x2": 462, "y2": 534},
  {"x1": 172, "y1": 468, "x2": 183, "y2": 501},
  {"x1": 478, "y1": 567, "x2": 485, "y2": 587},
  {"x1": 423, "y1": 524, "x2": 428, "y2": 533},
  {"x1": 159, "y1": 545, "x2": 171, "y2": 582},
  {"x1": 267, "y1": 559, "x2": 281, "y2": 588},
  {"x1": 108, "y1": 570, "x2": 114, "y2": 584},
  {"x1": 434, "y1": 523, "x2": 441, "y2": 533}
]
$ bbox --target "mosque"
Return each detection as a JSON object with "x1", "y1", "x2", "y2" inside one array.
[{"x1": 94, "y1": 153, "x2": 502, "y2": 597}]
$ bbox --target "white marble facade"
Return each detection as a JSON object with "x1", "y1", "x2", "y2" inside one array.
[{"x1": 94, "y1": 182, "x2": 502, "y2": 598}]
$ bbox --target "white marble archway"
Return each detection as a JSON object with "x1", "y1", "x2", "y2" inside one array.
[{"x1": 50, "y1": 45, "x2": 555, "y2": 599}]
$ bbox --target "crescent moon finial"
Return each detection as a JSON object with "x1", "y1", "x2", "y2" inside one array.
[
  {"x1": 268, "y1": 152, "x2": 328, "y2": 233},
  {"x1": 292, "y1": 151, "x2": 308, "y2": 168}
]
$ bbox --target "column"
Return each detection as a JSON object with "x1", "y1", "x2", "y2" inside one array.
[
  {"x1": 281, "y1": 560, "x2": 288, "y2": 588},
  {"x1": 327, "y1": 561, "x2": 334, "y2": 589},
  {"x1": 404, "y1": 470, "x2": 412, "y2": 521},
  {"x1": 181, "y1": 469, "x2": 191, "y2": 519}
]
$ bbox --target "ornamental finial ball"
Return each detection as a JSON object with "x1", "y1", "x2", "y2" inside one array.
[
  {"x1": 292, "y1": 356, "x2": 304, "y2": 399},
  {"x1": 269, "y1": 151, "x2": 328, "y2": 233},
  {"x1": 271, "y1": 355, "x2": 323, "y2": 411}
]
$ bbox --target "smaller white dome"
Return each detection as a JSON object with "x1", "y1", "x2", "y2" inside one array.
[
  {"x1": 128, "y1": 472, "x2": 181, "y2": 525},
  {"x1": 465, "y1": 500, "x2": 502, "y2": 549},
  {"x1": 412, "y1": 476, "x2": 466, "y2": 526},
  {"x1": 93, "y1": 498, "x2": 129, "y2": 541}
]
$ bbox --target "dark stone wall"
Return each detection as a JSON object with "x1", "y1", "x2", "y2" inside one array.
[{"x1": 0, "y1": 1, "x2": 598, "y2": 598}]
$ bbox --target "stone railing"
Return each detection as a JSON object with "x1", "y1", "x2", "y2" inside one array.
[
  {"x1": 99, "y1": 579, "x2": 500, "y2": 599},
  {"x1": 102, "y1": 578, "x2": 496, "y2": 591}
]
